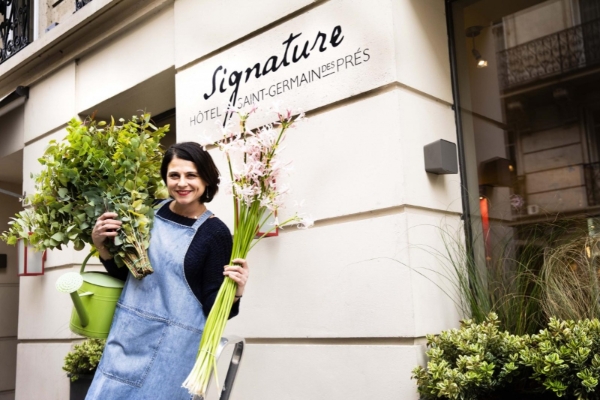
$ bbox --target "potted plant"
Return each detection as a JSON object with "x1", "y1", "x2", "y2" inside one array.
[
  {"x1": 412, "y1": 314, "x2": 600, "y2": 399},
  {"x1": 63, "y1": 338, "x2": 105, "y2": 400}
]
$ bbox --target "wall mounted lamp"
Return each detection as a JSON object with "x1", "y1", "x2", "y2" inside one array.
[
  {"x1": 424, "y1": 139, "x2": 458, "y2": 175},
  {"x1": 466, "y1": 26, "x2": 488, "y2": 68}
]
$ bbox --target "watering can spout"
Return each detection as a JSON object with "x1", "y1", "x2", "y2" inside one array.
[
  {"x1": 70, "y1": 290, "x2": 90, "y2": 327},
  {"x1": 56, "y1": 272, "x2": 90, "y2": 327}
]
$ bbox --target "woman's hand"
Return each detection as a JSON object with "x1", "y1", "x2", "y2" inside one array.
[
  {"x1": 92, "y1": 212, "x2": 122, "y2": 260},
  {"x1": 224, "y1": 258, "x2": 249, "y2": 299}
]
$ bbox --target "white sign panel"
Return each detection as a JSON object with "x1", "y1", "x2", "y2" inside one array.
[{"x1": 176, "y1": 0, "x2": 396, "y2": 141}]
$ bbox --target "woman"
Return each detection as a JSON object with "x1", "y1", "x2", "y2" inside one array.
[{"x1": 85, "y1": 142, "x2": 249, "y2": 399}]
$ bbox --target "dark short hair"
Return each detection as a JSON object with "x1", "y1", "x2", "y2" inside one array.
[{"x1": 161, "y1": 142, "x2": 220, "y2": 203}]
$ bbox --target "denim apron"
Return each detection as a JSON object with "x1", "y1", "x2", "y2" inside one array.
[{"x1": 86, "y1": 202, "x2": 212, "y2": 400}]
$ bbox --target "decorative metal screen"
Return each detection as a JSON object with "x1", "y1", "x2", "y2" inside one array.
[
  {"x1": 497, "y1": 19, "x2": 600, "y2": 91},
  {"x1": 0, "y1": 0, "x2": 32, "y2": 64}
]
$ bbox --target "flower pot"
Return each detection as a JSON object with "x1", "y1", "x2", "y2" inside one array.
[{"x1": 70, "y1": 374, "x2": 94, "y2": 400}]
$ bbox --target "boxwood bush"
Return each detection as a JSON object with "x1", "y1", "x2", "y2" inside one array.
[{"x1": 413, "y1": 314, "x2": 600, "y2": 399}]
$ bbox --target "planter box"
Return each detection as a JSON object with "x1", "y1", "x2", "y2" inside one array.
[{"x1": 70, "y1": 374, "x2": 94, "y2": 400}]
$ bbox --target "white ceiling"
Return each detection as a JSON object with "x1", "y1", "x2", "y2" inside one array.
[{"x1": 79, "y1": 67, "x2": 176, "y2": 123}]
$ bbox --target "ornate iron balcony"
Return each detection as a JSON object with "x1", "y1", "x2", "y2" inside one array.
[
  {"x1": 0, "y1": 0, "x2": 32, "y2": 65},
  {"x1": 75, "y1": 0, "x2": 92, "y2": 11},
  {"x1": 497, "y1": 18, "x2": 600, "y2": 91}
]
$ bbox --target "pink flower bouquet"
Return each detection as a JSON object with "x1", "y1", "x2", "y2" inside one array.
[{"x1": 183, "y1": 105, "x2": 312, "y2": 397}]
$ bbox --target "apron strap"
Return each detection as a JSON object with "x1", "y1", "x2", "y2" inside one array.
[
  {"x1": 155, "y1": 199, "x2": 172, "y2": 214},
  {"x1": 192, "y1": 209, "x2": 214, "y2": 229}
]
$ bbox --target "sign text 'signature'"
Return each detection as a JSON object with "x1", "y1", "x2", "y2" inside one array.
[{"x1": 203, "y1": 25, "x2": 345, "y2": 107}]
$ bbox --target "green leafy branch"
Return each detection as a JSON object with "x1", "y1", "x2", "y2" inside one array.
[{"x1": 0, "y1": 114, "x2": 169, "y2": 278}]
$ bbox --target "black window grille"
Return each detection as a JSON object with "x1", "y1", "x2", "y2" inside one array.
[
  {"x1": 497, "y1": 18, "x2": 600, "y2": 91},
  {"x1": 0, "y1": 0, "x2": 32, "y2": 65}
]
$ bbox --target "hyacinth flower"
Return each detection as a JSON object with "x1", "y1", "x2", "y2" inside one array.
[{"x1": 182, "y1": 105, "x2": 312, "y2": 397}]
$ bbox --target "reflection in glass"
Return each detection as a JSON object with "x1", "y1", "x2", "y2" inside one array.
[{"x1": 450, "y1": 0, "x2": 600, "y2": 333}]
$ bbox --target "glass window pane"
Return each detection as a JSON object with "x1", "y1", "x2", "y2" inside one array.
[{"x1": 450, "y1": 0, "x2": 600, "y2": 332}]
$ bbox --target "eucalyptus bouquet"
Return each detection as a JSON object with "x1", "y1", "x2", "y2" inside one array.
[
  {"x1": 0, "y1": 114, "x2": 168, "y2": 278},
  {"x1": 183, "y1": 105, "x2": 312, "y2": 397}
]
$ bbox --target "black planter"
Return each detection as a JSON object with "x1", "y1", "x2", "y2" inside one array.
[
  {"x1": 483, "y1": 387, "x2": 558, "y2": 400},
  {"x1": 70, "y1": 374, "x2": 94, "y2": 400}
]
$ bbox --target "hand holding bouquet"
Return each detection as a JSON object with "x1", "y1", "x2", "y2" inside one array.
[
  {"x1": 183, "y1": 104, "x2": 312, "y2": 397},
  {"x1": 0, "y1": 114, "x2": 168, "y2": 279}
]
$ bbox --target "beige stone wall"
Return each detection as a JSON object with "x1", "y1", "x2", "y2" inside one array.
[
  {"x1": 11, "y1": 0, "x2": 461, "y2": 399},
  {"x1": 38, "y1": 0, "x2": 81, "y2": 38},
  {"x1": 503, "y1": 0, "x2": 577, "y2": 47},
  {"x1": 176, "y1": 0, "x2": 460, "y2": 398}
]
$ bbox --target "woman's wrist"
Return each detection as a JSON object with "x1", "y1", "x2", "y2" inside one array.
[{"x1": 96, "y1": 243, "x2": 113, "y2": 260}]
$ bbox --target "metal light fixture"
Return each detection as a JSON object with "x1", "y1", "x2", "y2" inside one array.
[{"x1": 466, "y1": 26, "x2": 488, "y2": 68}]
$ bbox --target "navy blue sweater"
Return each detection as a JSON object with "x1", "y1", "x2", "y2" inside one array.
[{"x1": 101, "y1": 203, "x2": 239, "y2": 318}]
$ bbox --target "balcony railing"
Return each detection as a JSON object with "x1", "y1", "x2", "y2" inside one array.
[
  {"x1": 497, "y1": 18, "x2": 600, "y2": 91},
  {"x1": 0, "y1": 0, "x2": 32, "y2": 65}
]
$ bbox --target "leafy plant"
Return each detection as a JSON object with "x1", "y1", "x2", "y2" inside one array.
[
  {"x1": 0, "y1": 114, "x2": 169, "y2": 278},
  {"x1": 413, "y1": 315, "x2": 600, "y2": 400},
  {"x1": 63, "y1": 338, "x2": 105, "y2": 382},
  {"x1": 2, "y1": 208, "x2": 37, "y2": 243},
  {"x1": 521, "y1": 318, "x2": 600, "y2": 399},
  {"x1": 412, "y1": 313, "x2": 531, "y2": 400}
]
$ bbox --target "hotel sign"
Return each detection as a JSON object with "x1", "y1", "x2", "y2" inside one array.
[{"x1": 177, "y1": 0, "x2": 395, "y2": 140}]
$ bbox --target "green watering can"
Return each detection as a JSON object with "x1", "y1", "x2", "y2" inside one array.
[{"x1": 55, "y1": 252, "x2": 124, "y2": 339}]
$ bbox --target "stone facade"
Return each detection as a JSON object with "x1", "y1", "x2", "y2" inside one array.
[{"x1": 0, "y1": 0, "x2": 462, "y2": 398}]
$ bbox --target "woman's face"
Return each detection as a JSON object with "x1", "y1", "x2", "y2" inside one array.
[{"x1": 166, "y1": 156, "x2": 207, "y2": 206}]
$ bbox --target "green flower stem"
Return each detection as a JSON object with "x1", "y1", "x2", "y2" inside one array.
[
  {"x1": 184, "y1": 112, "x2": 302, "y2": 397},
  {"x1": 184, "y1": 199, "x2": 265, "y2": 396}
]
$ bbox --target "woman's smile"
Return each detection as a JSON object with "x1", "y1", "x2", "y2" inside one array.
[{"x1": 166, "y1": 156, "x2": 207, "y2": 215}]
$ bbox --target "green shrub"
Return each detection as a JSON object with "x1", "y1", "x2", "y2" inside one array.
[
  {"x1": 63, "y1": 338, "x2": 105, "y2": 382},
  {"x1": 520, "y1": 318, "x2": 600, "y2": 399},
  {"x1": 413, "y1": 315, "x2": 600, "y2": 399},
  {"x1": 412, "y1": 313, "x2": 529, "y2": 399}
]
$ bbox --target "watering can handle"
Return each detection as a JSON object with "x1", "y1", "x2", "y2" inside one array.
[{"x1": 80, "y1": 251, "x2": 95, "y2": 274}]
